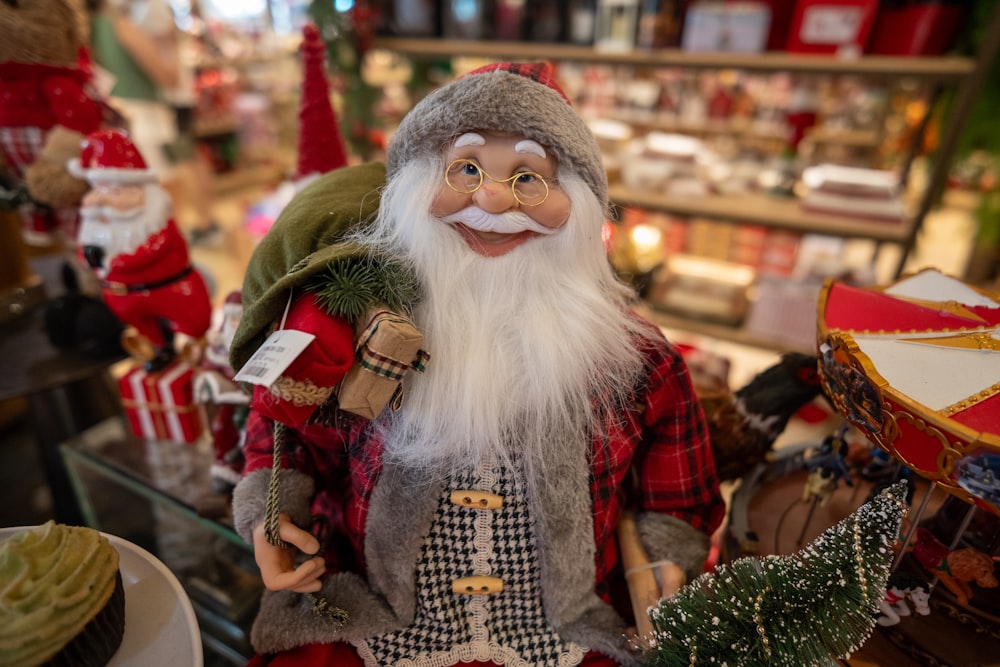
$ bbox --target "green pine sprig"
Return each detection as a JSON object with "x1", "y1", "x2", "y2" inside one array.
[
  {"x1": 646, "y1": 482, "x2": 908, "y2": 667},
  {"x1": 305, "y1": 254, "x2": 419, "y2": 323}
]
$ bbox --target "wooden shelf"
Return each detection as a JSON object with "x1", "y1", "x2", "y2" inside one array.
[
  {"x1": 609, "y1": 185, "x2": 911, "y2": 243},
  {"x1": 610, "y1": 109, "x2": 880, "y2": 147},
  {"x1": 633, "y1": 302, "x2": 812, "y2": 354},
  {"x1": 194, "y1": 118, "x2": 237, "y2": 138},
  {"x1": 805, "y1": 126, "x2": 880, "y2": 148},
  {"x1": 374, "y1": 38, "x2": 976, "y2": 80}
]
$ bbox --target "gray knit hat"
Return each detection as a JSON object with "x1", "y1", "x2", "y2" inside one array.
[{"x1": 386, "y1": 63, "x2": 608, "y2": 208}]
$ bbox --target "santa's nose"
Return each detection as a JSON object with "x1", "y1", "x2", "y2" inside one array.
[{"x1": 472, "y1": 181, "x2": 517, "y2": 214}]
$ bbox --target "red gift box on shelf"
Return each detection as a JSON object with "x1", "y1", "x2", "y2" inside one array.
[
  {"x1": 758, "y1": 0, "x2": 799, "y2": 50},
  {"x1": 118, "y1": 360, "x2": 204, "y2": 444},
  {"x1": 786, "y1": 0, "x2": 880, "y2": 55},
  {"x1": 867, "y1": 2, "x2": 967, "y2": 56}
]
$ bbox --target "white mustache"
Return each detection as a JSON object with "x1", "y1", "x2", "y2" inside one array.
[
  {"x1": 80, "y1": 205, "x2": 144, "y2": 223},
  {"x1": 441, "y1": 207, "x2": 559, "y2": 235}
]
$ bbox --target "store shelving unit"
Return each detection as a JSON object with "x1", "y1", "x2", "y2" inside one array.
[
  {"x1": 611, "y1": 109, "x2": 882, "y2": 149},
  {"x1": 374, "y1": 12, "x2": 1000, "y2": 350},
  {"x1": 607, "y1": 185, "x2": 911, "y2": 242},
  {"x1": 373, "y1": 38, "x2": 976, "y2": 80}
]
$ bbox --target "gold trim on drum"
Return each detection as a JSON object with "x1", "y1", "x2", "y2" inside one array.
[
  {"x1": 942, "y1": 381, "x2": 1000, "y2": 417},
  {"x1": 893, "y1": 297, "x2": 987, "y2": 322}
]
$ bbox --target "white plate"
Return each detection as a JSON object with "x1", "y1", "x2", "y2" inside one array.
[{"x1": 0, "y1": 526, "x2": 204, "y2": 667}]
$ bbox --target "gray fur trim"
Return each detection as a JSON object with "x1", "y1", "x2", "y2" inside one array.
[
  {"x1": 362, "y1": 463, "x2": 445, "y2": 623},
  {"x1": 562, "y1": 604, "x2": 641, "y2": 666},
  {"x1": 531, "y1": 431, "x2": 606, "y2": 630},
  {"x1": 232, "y1": 468, "x2": 315, "y2": 544},
  {"x1": 250, "y1": 573, "x2": 400, "y2": 653},
  {"x1": 386, "y1": 68, "x2": 608, "y2": 210},
  {"x1": 636, "y1": 512, "x2": 711, "y2": 583}
]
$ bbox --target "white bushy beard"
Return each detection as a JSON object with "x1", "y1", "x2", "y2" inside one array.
[
  {"x1": 353, "y1": 157, "x2": 654, "y2": 483},
  {"x1": 78, "y1": 184, "x2": 172, "y2": 269}
]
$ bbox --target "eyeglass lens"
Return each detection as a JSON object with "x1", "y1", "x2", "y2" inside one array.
[{"x1": 446, "y1": 159, "x2": 548, "y2": 206}]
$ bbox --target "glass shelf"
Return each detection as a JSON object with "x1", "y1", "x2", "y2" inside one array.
[
  {"x1": 60, "y1": 416, "x2": 260, "y2": 666},
  {"x1": 60, "y1": 417, "x2": 247, "y2": 548}
]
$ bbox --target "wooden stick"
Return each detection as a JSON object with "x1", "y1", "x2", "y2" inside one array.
[{"x1": 617, "y1": 511, "x2": 660, "y2": 640}]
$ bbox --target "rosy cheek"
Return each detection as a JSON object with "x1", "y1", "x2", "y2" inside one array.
[
  {"x1": 530, "y1": 190, "x2": 571, "y2": 229},
  {"x1": 429, "y1": 185, "x2": 467, "y2": 217}
]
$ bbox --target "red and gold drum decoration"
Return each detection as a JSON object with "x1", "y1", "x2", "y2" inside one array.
[{"x1": 817, "y1": 269, "x2": 1000, "y2": 516}]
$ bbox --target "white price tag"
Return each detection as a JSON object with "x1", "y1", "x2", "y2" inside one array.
[
  {"x1": 800, "y1": 7, "x2": 864, "y2": 44},
  {"x1": 233, "y1": 329, "x2": 316, "y2": 387}
]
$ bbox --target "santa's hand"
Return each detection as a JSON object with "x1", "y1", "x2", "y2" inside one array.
[
  {"x1": 656, "y1": 561, "x2": 686, "y2": 598},
  {"x1": 252, "y1": 514, "x2": 325, "y2": 593}
]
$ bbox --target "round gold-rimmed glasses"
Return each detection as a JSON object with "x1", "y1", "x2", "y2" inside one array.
[{"x1": 444, "y1": 158, "x2": 550, "y2": 207}]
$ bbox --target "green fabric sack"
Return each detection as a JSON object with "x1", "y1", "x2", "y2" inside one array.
[{"x1": 230, "y1": 162, "x2": 417, "y2": 373}]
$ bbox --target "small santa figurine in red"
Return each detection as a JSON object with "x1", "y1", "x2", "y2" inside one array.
[
  {"x1": 72, "y1": 128, "x2": 212, "y2": 371},
  {"x1": 196, "y1": 289, "x2": 251, "y2": 492}
]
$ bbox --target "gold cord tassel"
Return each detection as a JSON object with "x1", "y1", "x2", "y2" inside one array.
[
  {"x1": 264, "y1": 422, "x2": 289, "y2": 549},
  {"x1": 263, "y1": 421, "x2": 349, "y2": 626}
]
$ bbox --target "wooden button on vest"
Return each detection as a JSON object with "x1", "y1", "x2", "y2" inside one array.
[
  {"x1": 449, "y1": 490, "x2": 504, "y2": 509},
  {"x1": 452, "y1": 576, "x2": 504, "y2": 595}
]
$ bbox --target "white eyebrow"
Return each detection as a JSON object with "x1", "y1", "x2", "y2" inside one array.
[
  {"x1": 514, "y1": 140, "x2": 546, "y2": 159},
  {"x1": 454, "y1": 133, "x2": 485, "y2": 148}
]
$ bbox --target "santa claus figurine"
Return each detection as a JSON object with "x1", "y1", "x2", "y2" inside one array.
[
  {"x1": 229, "y1": 62, "x2": 724, "y2": 667},
  {"x1": 72, "y1": 128, "x2": 212, "y2": 371}
]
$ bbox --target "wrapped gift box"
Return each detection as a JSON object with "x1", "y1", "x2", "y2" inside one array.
[
  {"x1": 337, "y1": 308, "x2": 427, "y2": 419},
  {"x1": 800, "y1": 164, "x2": 908, "y2": 222},
  {"x1": 119, "y1": 360, "x2": 204, "y2": 444},
  {"x1": 786, "y1": 0, "x2": 879, "y2": 55},
  {"x1": 868, "y1": 2, "x2": 967, "y2": 56},
  {"x1": 681, "y1": 2, "x2": 772, "y2": 53},
  {"x1": 647, "y1": 254, "x2": 755, "y2": 325}
]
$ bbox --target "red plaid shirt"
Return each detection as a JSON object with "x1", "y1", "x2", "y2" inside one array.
[{"x1": 242, "y1": 320, "x2": 724, "y2": 592}]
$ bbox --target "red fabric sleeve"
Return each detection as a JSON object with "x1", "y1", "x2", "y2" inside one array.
[{"x1": 636, "y1": 336, "x2": 726, "y2": 537}]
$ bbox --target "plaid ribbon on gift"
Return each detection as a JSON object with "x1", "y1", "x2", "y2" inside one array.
[
  {"x1": 356, "y1": 311, "x2": 429, "y2": 380},
  {"x1": 0, "y1": 126, "x2": 44, "y2": 176},
  {"x1": 411, "y1": 349, "x2": 429, "y2": 373}
]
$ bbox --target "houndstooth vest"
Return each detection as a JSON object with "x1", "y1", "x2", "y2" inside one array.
[{"x1": 354, "y1": 456, "x2": 587, "y2": 667}]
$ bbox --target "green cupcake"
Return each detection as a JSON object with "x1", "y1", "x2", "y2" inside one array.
[{"x1": 0, "y1": 521, "x2": 125, "y2": 667}]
